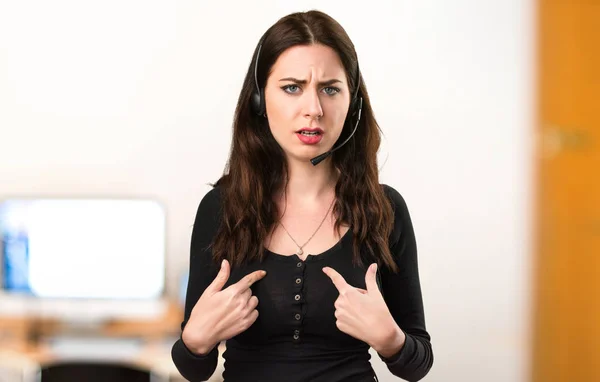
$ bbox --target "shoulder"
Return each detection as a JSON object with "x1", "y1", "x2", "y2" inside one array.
[
  {"x1": 381, "y1": 184, "x2": 407, "y2": 208},
  {"x1": 196, "y1": 185, "x2": 222, "y2": 214},
  {"x1": 189, "y1": 186, "x2": 225, "y2": 259},
  {"x1": 380, "y1": 183, "x2": 413, "y2": 248},
  {"x1": 192, "y1": 185, "x2": 223, "y2": 233},
  {"x1": 381, "y1": 183, "x2": 410, "y2": 217}
]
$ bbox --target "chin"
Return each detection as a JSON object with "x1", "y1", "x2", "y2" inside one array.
[
  {"x1": 288, "y1": 148, "x2": 332, "y2": 165},
  {"x1": 282, "y1": 148, "x2": 315, "y2": 162}
]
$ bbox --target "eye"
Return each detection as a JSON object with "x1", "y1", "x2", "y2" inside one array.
[
  {"x1": 282, "y1": 84, "x2": 300, "y2": 94},
  {"x1": 323, "y1": 86, "x2": 340, "y2": 95}
]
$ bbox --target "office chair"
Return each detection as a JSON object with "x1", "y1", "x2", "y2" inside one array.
[{"x1": 40, "y1": 361, "x2": 168, "y2": 382}]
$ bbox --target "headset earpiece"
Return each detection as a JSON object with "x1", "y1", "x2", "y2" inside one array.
[
  {"x1": 251, "y1": 42, "x2": 266, "y2": 117},
  {"x1": 251, "y1": 87, "x2": 265, "y2": 116},
  {"x1": 350, "y1": 96, "x2": 363, "y2": 118},
  {"x1": 349, "y1": 65, "x2": 362, "y2": 118}
]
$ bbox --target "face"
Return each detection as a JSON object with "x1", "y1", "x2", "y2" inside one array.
[{"x1": 264, "y1": 44, "x2": 351, "y2": 164}]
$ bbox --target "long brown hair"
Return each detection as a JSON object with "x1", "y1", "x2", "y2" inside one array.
[{"x1": 209, "y1": 10, "x2": 398, "y2": 272}]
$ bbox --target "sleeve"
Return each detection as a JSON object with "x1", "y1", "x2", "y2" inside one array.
[
  {"x1": 378, "y1": 185, "x2": 434, "y2": 381},
  {"x1": 171, "y1": 187, "x2": 222, "y2": 382}
]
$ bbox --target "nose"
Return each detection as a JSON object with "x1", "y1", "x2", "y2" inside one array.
[{"x1": 303, "y1": 88, "x2": 323, "y2": 120}]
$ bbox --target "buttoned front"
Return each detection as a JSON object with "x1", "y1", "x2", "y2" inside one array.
[{"x1": 224, "y1": 230, "x2": 375, "y2": 353}]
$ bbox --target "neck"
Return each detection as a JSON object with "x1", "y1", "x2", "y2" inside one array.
[{"x1": 279, "y1": 157, "x2": 338, "y2": 205}]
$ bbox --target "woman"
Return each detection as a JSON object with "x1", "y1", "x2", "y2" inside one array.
[{"x1": 171, "y1": 10, "x2": 433, "y2": 382}]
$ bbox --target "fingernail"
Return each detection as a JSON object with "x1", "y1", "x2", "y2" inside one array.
[
  {"x1": 261, "y1": 270, "x2": 267, "y2": 276},
  {"x1": 371, "y1": 263, "x2": 377, "y2": 272},
  {"x1": 221, "y1": 259, "x2": 226, "y2": 267}
]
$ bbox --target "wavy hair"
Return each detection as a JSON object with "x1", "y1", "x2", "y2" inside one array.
[{"x1": 209, "y1": 10, "x2": 397, "y2": 272}]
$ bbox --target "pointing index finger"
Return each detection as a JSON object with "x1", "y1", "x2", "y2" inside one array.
[
  {"x1": 322, "y1": 267, "x2": 348, "y2": 292},
  {"x1": 235, "y1": 270, "x2": 267, "y2": 292}
]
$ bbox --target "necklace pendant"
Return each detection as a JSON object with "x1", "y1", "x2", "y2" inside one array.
[{"x1": 296, "y1": 248, "x2": 303, "y2": 256}]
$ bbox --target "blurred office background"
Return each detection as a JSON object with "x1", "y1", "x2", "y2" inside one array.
[{"x1": 0, "y1": 1, "x2": 597, "y2": 381}]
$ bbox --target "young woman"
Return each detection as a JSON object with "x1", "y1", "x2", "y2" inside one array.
[{"x1": 171, "y1": 10, "x2": 433, "y2": 382}]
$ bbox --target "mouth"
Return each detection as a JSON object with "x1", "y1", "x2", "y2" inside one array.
[
  {"x1": 295, "y1": 127, "x2": 324, "y2": 145},
  {"x1": 295, "y1": 127, "x2": 324, "y2": 136}
]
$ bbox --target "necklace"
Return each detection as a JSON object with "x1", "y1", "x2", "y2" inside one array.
[{"x1": 279, "y1": 196, "x2": 336, "y2": 257}]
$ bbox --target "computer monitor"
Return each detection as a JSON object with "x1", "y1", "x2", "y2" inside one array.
[{"x1": 0, "y1": 197, "x2": 167, "y2": 324}]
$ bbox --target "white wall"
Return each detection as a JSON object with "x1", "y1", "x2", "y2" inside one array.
[{"x1": 0, "y1": 1, "x2": 535, "y2": 381}]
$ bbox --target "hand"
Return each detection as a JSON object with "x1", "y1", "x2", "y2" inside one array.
[
  {"x1": 182, "y1": 259, "x2": 266, "y2": 355},
  {"x1": 322, "y1": 263, "x2": 405, "y2": 357}
]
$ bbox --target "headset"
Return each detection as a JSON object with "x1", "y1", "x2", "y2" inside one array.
[{"x1": 250, "y1": 41, "x2": 364, "y2": 166}]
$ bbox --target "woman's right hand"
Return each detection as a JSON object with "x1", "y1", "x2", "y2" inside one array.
[{"x1": 182, "y1": 259, "x2": 266, "y2": 355}]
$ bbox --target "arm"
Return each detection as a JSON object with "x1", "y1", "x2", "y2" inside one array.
[
  {"x1": 171, "y1": 188, "x2": 222, "y2": 382},
  {"x1": 378, "y1": 185, "x2": 434, "y2": 381}
]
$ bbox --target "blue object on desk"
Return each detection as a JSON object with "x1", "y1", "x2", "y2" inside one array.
[{"x1": 1, "y1": 228, "x2": 32, "y2": 293}]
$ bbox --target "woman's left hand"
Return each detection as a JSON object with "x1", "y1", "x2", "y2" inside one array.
[{"x1": 322, "y1": 263, "x2": 406, "y2": 358}]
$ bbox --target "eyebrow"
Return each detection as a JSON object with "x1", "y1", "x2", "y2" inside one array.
[{"x1": 279, "y1": 77, "x2": 343, "y2": 86}]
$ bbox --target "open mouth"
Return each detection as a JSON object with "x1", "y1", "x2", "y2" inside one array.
[
  {"x1": 295, "y1": 128, "x2": 324, "y2": 145},
  {"x1": 296, "y1": 128, "x2": 324, "y2": 136},
  {"x1": 298, "y1": 131, "x2": 322, "y2": 136}
]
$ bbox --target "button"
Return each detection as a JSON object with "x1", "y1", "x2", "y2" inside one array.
[
  {"x1": 294, "y1": 329, "x2": 300, "y2": 335},
  {"x1": 295, "y1": 278, "x2": 302, "y2": 284},
  {"x1": 296, "y1": 262, "x2": 303, "y2": 268},
  {"x1": 294, "y1": 294, "x2": 301, "y2": 301},
  {"x1": 295, "y1": 313, "x2": 301, "y2": 320},
  {"x1": 293, "y1": 334, "x2": 299, "y2": 340}
]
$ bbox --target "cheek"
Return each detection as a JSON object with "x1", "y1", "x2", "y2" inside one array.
[
  {"x1": 327, "y1": 105, "x2": 349, "y2": 135},
  {"x1": 335, "y1": 109, "x2": 349, "y2": 126},
  {"x1": 266, "y1": 95, "x2": 296, "y2": 134}
]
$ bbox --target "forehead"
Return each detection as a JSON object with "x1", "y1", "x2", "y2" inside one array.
[{"x1": 269, "y1": 44, "x2": 347, "y2": 79}]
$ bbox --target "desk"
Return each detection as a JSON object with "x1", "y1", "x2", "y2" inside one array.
[
  {"x1": 0, "y1": 340, "x2": 225, "y2": 382},
  {"x1": 0, "y1": 301, "x2": 227, "y2": 382}
]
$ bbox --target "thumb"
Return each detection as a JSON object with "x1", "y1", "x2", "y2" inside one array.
[
  {"x1": 365, "y1": 263, "x2": 381, "y2": 297},
  {"x1": 208, "y1": 259, "x2": 230, "y2": 293}
]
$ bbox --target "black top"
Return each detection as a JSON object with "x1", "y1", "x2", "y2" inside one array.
[{"x1": 171, "y1": 185, "x2": 433, "y2": 382}]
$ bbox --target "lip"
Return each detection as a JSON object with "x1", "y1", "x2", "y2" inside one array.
[
  {"x1": 296, "y1": 127, "x2": 324, "y2": 134},
  {"x1": 296, "y1": 131, "x2": 323, "y2": 145}
]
